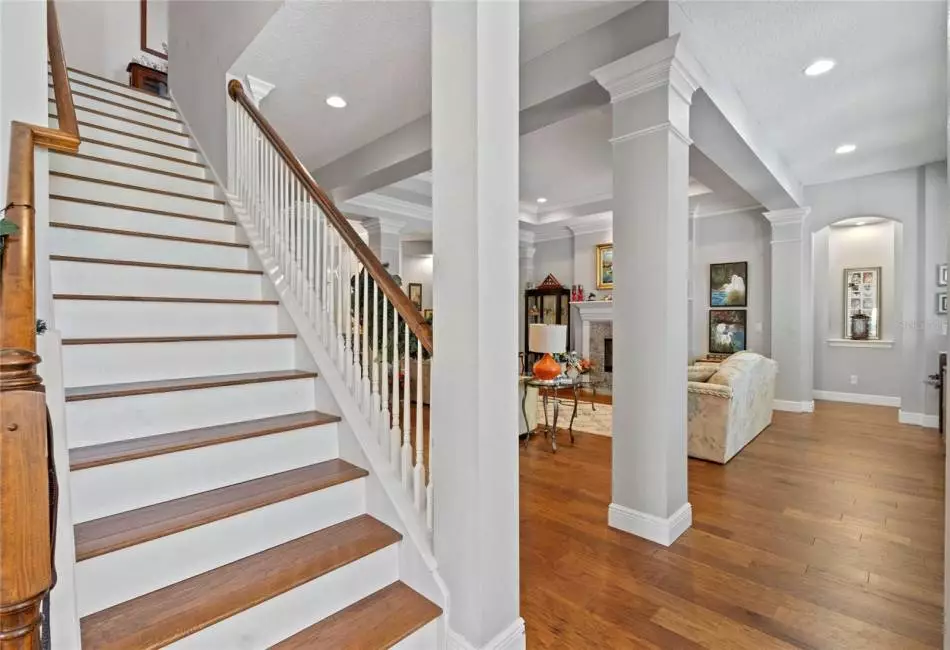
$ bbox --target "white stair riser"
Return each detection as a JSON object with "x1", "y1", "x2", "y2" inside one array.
[
  {"x1": 50, "y1": 79, "x2": 179, "y2": 118},
  {"x1": 51, "y1": 176, "x2": 224, "y2": 219},
  {"x1": 66, "y1": 378, "x2": 317, "y2": 446},
  {"x1": 51, "y1": 261, "x2": 261, "y2": 301},
  {"x1": 392, "y1": 620, "x2": 440, "y2": 650},
  {"x1": 167, "y1": 545, "x2": 399, "y2": 650},
  {"x1": 71, "y1": 422, "x2": 341, "y2": 523},
  {"x1": 51, "y1": 227, "x2": 247, "y2": 268},
  {"x1": 52, "y1": 103, "x2": 192, "y2": 148},
  {"x1": 51, "y1": 153, "x2": 215, "y2": 198},
  {"x1": 54, "y1": 300, "x2": 279, "y2": 338},
  {"x1": 50, "y1": 199, "x2": 236, "y2": 242},
  {"x1": 51, "y1": 118, "x2": 199, "y2": 162},
  {"x1": 75, "y1": 479, "x2": 365, "y2": 616},
  {"x1": 54, "y1": 71, "x2": 175, "y2": 110},
  {"x1": 52, "y1": 89, "x2": 184, "y2": 132},
  {"x1": 63, "y1": 338, "x2": 294, "y2": 387},
  {"x1": 77, "y1": 140, "x2": 206, "y2": 178}
]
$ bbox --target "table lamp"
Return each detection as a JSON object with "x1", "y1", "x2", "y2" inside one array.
[{"x1": 529, "y1": 323, "x2": 566, "y2": 380}]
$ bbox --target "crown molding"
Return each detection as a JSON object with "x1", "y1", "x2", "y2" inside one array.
[
  {"x1": 567, "y1": 212, "x2": 613, "y2": 235},
  {"x1": 693, "y1": 204, "x2": 765, "y2": 220},
  {"x1": 244, "y1": 74, "x2": 275, "y2": 107},
  {"x1": 361, "y1": 216, "x2": 405, "y2": 236},
  {"x1": 344, "y1": 192, "x2": 433, "y2": 222},
  {"x1": 763, "y1": 206, "x2": 811, "y2": 226},
  {"x1": 590, "y1": 35, "x2": 700, "y2": 106}
]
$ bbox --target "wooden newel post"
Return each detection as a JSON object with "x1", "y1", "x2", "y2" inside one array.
[{"x1": 0, "y1": 349, "x2": 50, "y2": 650}]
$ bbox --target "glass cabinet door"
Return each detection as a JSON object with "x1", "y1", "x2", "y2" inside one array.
[{"x1": 542, "y1": 295, "x2": 558, "y2": 324}]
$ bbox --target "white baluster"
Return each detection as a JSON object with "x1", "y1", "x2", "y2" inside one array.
[
  {"x1": 362, "y1": 270, "x2": 371, "y2": 412},
  {"x1": 401, "y1": 321, "x2": 412, "y2": 490},
  {"x1": 413, "y1": 349, "x2": 425, "y2": 511},
  {"x1": 379, "y1": 290, "x2": 389, "y2": 450},
  {"x1": 307, "y1": 199, "x2": 315, "y2": 322},
  {"x1": 322, "y1": 213, "x2": 331, "y2": 344},
  {"x1": 390, "y1": 314, "x2": 402, "y2": 473},
  {"x1": 371, "y1": 281, "x2": 382, "y2": 437},
  {"x1": 337, "y1": 232, "x2": 346, "y2": 370}
]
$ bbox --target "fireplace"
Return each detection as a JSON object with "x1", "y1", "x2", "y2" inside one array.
[{"x1": 604, "y1": 337, "x2": 613, "y2": 373}]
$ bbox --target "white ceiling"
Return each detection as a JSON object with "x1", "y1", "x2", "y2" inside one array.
[
  {"x1": 680, "y1": 0, "x2": 947, "y2": 187},
  {"x1": 236, "y1": 0, "x2": 948, "y2": 234}
]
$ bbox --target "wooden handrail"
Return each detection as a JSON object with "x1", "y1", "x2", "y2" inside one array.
[
  {"x1": 227, "y1": 80, "x2": 432, "y2": 354},
  {"x1": 1, "y1": 2, "x2": 79, "y2": 647}
]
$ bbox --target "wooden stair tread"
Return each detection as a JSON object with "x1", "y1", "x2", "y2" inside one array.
[
  {"x1": 53, "y1": 293, "x2": 277, "y2": 304},
  {"x1": 56, "y1": 151, "x2": 214, "y2": 183},
  {"x1": 51, "y1": 221, "x2": 245, "y2": 247},
  {"x1": 80, "y1": 137, "x2": 206, "y2": 168},
  {"x1": 55, "y1": 87, "x2": 183, "y2": 123},
  {"x1": 50, "y1": 75, "x2": 178, "y2": 112},
  {"x1": 270, "y1": 582, "x2": 441, "y2": 650},
  {"x1": 63, "y1": 333, "x2": 296, "y2": 346},
  {"x1": 55, "y1": 116, "x2": 199, "y2": 152},
  {"x1": 60, "y1": 65, "x2": 177, "y2": 103},
  {"x1": 79, "y1": 515, "x2": 400, "y2": 650},
  {"x1": 51, "y1": 99, "x2": 186, "y2": 136},
  {"x1": 69, "y1": 409, "x2": 335, "y2": 470},
  {"x1": 50, "y1": 255, "x2": 260, "y2": 276},
  {"x1": 50, "y1": 194, "x2": 235, "y2": 225},
  {"x1": 74, "y1": 459, "x2": 364, "y2": 560},
  {"x1": 51, "y1": 171, "x2": 225, "y2": 204},
  {"x1": 65, "y1": 369, "x2": 317, "y2": 402}
]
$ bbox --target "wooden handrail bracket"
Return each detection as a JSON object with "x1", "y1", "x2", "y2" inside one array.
[{"x1": 227, "y1": 80, "x2": 432, "y2": 354}]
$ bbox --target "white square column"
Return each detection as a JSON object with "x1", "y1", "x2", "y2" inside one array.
[
  {"x1": 764, "y1": 207, "x2": 813, "y2": 412},
  {"x1": 592, "y1": 36, "x2": 698, "y2": 547},
  {"x1": 363, "y1": 218, "x2": 403, "y2": 276},
  {"x1": 430, "y1": 1, "x2": 524, "y2": 649}
]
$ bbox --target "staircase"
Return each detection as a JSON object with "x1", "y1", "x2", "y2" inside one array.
[{"x1": 47, "y1": 67, "x2": 441, "y2": 649}]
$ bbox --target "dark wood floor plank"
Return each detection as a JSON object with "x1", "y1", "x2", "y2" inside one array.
[{"x1": 520, "y1": 401, "x2": 945, "y2": 649}]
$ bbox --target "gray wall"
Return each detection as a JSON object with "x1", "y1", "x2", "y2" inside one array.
[
  {"x1": 168, "y1": 0, "x2": 281, "y2": 180},
  {"x1": 690, "y1": 210, "x2": 772, "y2": 359},
  {"x1": 813, "y1": 220, "x2": 901, "y2": 398},
  {"x1": 804, "y1": 163, "x2": 948, "y2": 416},
  {"x1": 532, "y1": 237, "x2": 574, "y2": 288},
  {"x1": 572, "y1": 230, "x2": 613, "y2": 300},
  {"x1": 402, "y1": 240, "x2": 433, "y2": 310}
]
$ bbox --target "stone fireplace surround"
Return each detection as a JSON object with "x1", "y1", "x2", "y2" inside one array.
[{"x1": 572, "y1": 301, "x2": 613, "y2": 388}]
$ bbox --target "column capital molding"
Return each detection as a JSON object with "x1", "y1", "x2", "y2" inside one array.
[
  {"x1": 244, "y1": 74, "x2": 275, "y2": 107},
  {"x1": 763, "y1": 206, "x2": 811, "y2": 226},
  {"x1": 361, "y1": 216, "x2": 405, "y2": 236},
  {"x1": 591, "y1": 35, "x2": 700, "y2": 106},
  {"x1": 519, "y1": 242, "x2": 536, "y2": 259}
]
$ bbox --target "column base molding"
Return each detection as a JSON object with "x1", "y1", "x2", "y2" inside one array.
[
  {"x1": 608, "y1": 502, "x2": 691, "y2": 546},
  {"x1": 447, "y1": 618, "x2": 526, "y2": 650},
  {"x1": 773, "y1": 400, "x2": 815, "y2": 413},
  {"x1": 898, "y1": 410, "x2": 940, "y2": 428}
]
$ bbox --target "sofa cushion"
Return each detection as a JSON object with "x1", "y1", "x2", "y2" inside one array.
[
  {"x1": 688, "y1": 365, "x2": 717, "y2": 383},
  {"x1": 707, "y1": 352, "x2": 761, "y2": 387}
]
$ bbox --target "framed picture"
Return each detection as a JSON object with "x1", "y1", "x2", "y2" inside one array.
[
  {"x1": 408, "y1": 283, "x2": 423, "y2": 309},
  {"x1": 709, "y1": 261, "x2": 748, "y2": 307},
  {"x1": 939, "y1": 264, "x2": 948, "y2": 287},
  {"x1": 423, "y1": 309, "x2": 433, "y2": 322},
  {"x1": 595, "y1": 243, "x2": 613, "y2": 290},
  {"x1": 709, "y1": 310, "x2": 747, "y2": 355},
  {"x1": 843, "y1": 267, "x2": 881, "y2": 339},
  {"x1": 938, "y1": 293, "x2": 948, "y2": 315}
]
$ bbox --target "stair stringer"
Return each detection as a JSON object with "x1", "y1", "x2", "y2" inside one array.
[{"x1": 223, "y1": 195, "x2": 449, "y2": 620}]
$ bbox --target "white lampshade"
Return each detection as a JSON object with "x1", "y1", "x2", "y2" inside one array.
[{"x1": 528, "y1": 324, "x2": 566, "y2": 354}]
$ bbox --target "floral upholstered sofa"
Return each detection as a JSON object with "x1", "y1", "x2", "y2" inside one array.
[{"x1": 687, "y1": 352, "x2": 777, "y2": 463}]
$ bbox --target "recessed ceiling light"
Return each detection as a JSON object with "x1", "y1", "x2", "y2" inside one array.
[
  {"x1": 854, "y1": 221, "x2": 866, "y2": 226},
  {"x1": 835, "y1": 143, "x2": 856, "y2": 155},
  {"x1": 325, "y1": 95, "x2": 347, "y2": 109},
  {"x1": 536, "y1": 197, "x2": 547, "y2": 204},
  {"x1": 804, "y1": 59, "x2": 836, "y2": 77}
]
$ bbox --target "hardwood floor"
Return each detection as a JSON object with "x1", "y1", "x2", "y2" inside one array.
[{"x1": 520, "y1": 402, "x2": 945, "y2": 649}]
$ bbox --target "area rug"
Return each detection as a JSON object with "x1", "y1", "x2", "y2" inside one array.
[{"x1": 536, "y1": 398, "x2": 612, "y2": 437}]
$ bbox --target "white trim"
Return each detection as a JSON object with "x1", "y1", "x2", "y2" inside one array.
[
  {"x1": 813, "y1": 390, "x2": 900, "y2": 408},
  {"x1": 447, "y1": 618, "x2": 526, "y2": 650},
  {"x1": 898, "y1": 410, "x2": 940, "y2": 428},
  {"x1": 607, "y1": 502, "x2": 691, "y2": 547},
  {"x1": 344, "y1": 192, "x2": 433, "y2": 221},
  {"x1": 826, "y1": 338, "x2": 895, "y2": 349},
  {"x1": 763, "y1": 207, "x2": 811, "y2": 226},
  {"x1": 244, "y1": 74, "x2": 275, "y2": 107},
  {"x1": 609, "y1": 122, "x2": 692, "y2": 148},
  {"x1": 693, "y1": 204, "x2": 764, "y2": 220},
  {"x1": 773, "y1": 399, "x2": 815, "y2": 413}
]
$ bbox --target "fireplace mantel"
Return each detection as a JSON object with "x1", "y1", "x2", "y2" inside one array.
[{"x1": 571, "y1": 301, "x2": 613, "y2": 359}]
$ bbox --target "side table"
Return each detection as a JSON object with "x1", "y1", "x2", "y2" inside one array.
[{"x1": 521, "y1": 375, "x2": 582, "y2": 452}]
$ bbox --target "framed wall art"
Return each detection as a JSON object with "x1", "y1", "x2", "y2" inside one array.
[
  {"x1": 938, "y1": 293, "x2": 948, "y2": 315},
  {"x1": 843, "y1": 267, "x2": 881, "y2": 339},
  {"x1": 708, "y1": 310, "x2": 747, "y2": 355},
  {"x1": 938, "y1": 264, "x2": 948, "y2": 287},
  {"x1": 595, "y1": 243, "x2": 613, "y2": 290},
  {"x1": 709, "y1": 261, "x2": 748, "y2": 307},
  {"x1": 408, "y1": 283, "x2": 423, "y2": 310}
]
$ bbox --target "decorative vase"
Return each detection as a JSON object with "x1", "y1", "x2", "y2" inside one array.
[
  {"x1": 532, "y1": 353, "x2": 561, "y2": 380},
  {"x1": 850, "y1": 313, "x2": 870, "y2": 340}
]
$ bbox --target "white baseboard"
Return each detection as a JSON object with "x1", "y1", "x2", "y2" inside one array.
[
  {"x1": 813, "y1": 390, "x2": 901, "y2": 408},
  {"x1": 608, "y1": 502, "x2": 691, "y2": 547},
  {"x1": 898, "y1": 410, "x2": 940, "y2": 429},
  {"x1": 774, "y1": 400, "x2": 814, "y2": 413},
  {"x1": 447, "y1": 618, "x2": 526, "y2": 650}
]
